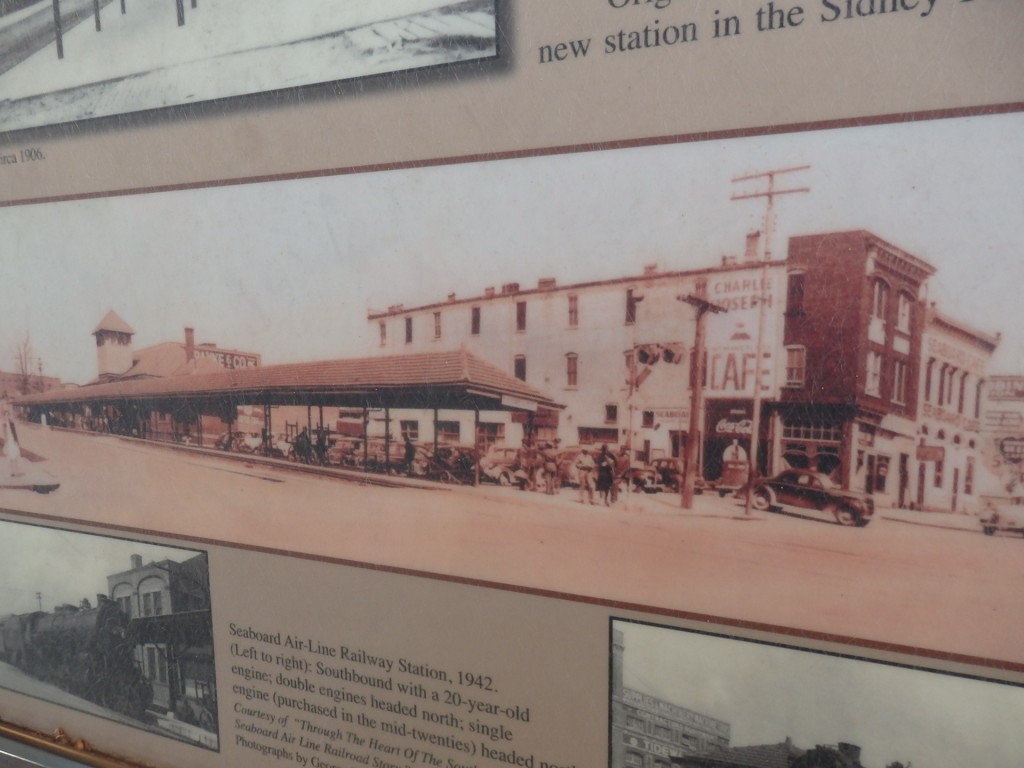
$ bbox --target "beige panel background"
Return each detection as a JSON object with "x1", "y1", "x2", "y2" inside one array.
[{"x1": 0, "y1": 0, "x2": 1022, "y2": 203}]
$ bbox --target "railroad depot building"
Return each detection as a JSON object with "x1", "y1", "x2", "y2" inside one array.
[
  {"x1": 611, "y1": 629, "x2": 731, "y2": 768},
  {"x1": 367, "y1": 229, "x2": 999, "y2": 510}
]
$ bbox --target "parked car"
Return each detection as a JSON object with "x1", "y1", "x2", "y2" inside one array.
[
  {"x1": 480, "y1": 445, "x2": 522, "y2": 486},
  {"x1": 981, "y1": 505, "x2": 1024, "y2": 537},
  {"x1": 650, "y1": 458, "x2": 683, "y2": 492},
  {"x1": 751, "y1": 469, "x2": 873, "y2": 527},
  {"x1": 628, "y1": 461, "x2": 662, "y2": 493}
]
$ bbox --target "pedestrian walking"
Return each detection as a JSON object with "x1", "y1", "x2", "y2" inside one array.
[
  {"x1": 596, "y1": 444, "x2": 614, "y2": 506},
  {"x1": 575, "y1": 446, "x2": 596, "y2": 505}
]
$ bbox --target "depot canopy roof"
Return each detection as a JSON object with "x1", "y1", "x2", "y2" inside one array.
[{"x1": 16, "y1": 350, "x2": 563, "y2": 414}]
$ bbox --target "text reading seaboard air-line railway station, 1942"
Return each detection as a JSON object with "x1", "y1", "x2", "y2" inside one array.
[{"x1": 228, "y1": 623, "x2": 573, "y2": 768}]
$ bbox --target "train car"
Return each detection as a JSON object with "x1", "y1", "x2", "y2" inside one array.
[{"x1": 0, "y1": 600, "x2": 152, "y2": 721}]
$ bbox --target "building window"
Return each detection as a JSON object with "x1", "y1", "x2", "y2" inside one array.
[
  {"x1": 142, "y1": 591, "x2": 163, "y2": 617},
  {"x1": 642, "y1": 410, "x2": 655, "y2": 428},
  {"x1": 625, "y1": 288, "x2": 640, "y2": 325},
  {"x1": 568, "y1": 295, "x2": 578, "y2": 327},
  {"x1": 605, "y1": 404, "x2": 618, "y2": 424},
  {"x1": 782, "y1": 419, "x2": 843, "y2": 443},
  {"x1": 785, "y1": 345, "x2": 806, "y2": 387},
  {"x1": 897, "y1": 291, "x2": 913, "y2": 333},
  {"x1": 433, "y1": 312, "x2": 442, "y2": 339},
  {"x1": 934, "y1": 457, "x2": 944, "y2": 488},
  {"x1": 866, "y1": 351, "x2": 882, "y2": 396},
  {"x1": 514, "y1": 355, "x2": 526, "y2": 381},
  {"x1": 405, "y1": 317, "x2": 413, "y2": 344},
  {"x1": 892, "y1": 359, "x2": 908, "y2": 404},
  {"x1": 516, "y1": 301, "x2": 527, "y2": 331},
  {"x1": 476, "y1": 422, "x2": 504, "y2": 448},
  {"x1": 957, "y1": 371, "x2": 968, "y2": 414},
  {"x1": 471, "y1": 306, "x2": 481, "y2": 335},
  {"x1": 566, "y1": 353, "x2": 578, "y2": 388},
  {"x1": 871, "y1": 278, "x2": 890, "y2": 320},
  {"x1": 965, "y1": 456, "x2": 975, "y2": 495},
  {"x1": 924, "y1": 357, "x2": 936, "y2": 402},
  {"x1": 117, "y1": 596, "x2": 132, "y2": 618},
  {"x1": 400, "y1": 420, "x2": 419, "y2": 441},
  {"x1": 624, "y1": 752, "x2": 644, "y2": 768},
  {"x1": 786, "y1": 272, "x2": 806, "y2": 316},
  {"x1": 379, "y1": 321, "x2": 387, "y2": 347},
  {"x1": 436, "y1": 421, "x2": 460, "y2": 444}
]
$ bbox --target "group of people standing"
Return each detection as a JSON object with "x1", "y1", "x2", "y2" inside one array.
[{"x1": 574, "y1": 444, "x2": 630, "y2": 506}]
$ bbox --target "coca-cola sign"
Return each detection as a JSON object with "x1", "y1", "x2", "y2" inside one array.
[{"x1": 715, "y1": 417, "x2": 753, "y2": 436}]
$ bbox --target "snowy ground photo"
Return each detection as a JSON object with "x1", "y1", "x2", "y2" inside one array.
[{"x1": 0, "y1": 0, "x2": 498, "y2": 132}]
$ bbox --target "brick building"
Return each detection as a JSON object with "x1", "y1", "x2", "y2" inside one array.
[{"x1": 366, "y1": 229, "x2": 999, "y2": 510}]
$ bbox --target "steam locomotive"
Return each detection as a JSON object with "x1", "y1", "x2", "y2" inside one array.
[{"x1": 0, "y1": 597, "x2": 152, "y2": 721}]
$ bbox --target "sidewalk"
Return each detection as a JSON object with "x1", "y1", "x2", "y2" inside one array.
[{"x1": 879, "y1": 505, "x2": 982, "y2": 533}]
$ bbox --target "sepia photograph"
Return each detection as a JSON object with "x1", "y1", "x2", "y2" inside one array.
[
  {"x1": 0, "y1": 0, "x2": 498, "y2": 133},
  {"x1": 0, "y1": 521, "x2": 216, "y2": 749},
  {"x1": 611, "y1": 619, "x2": 1024, "y2": 768},
  {"x1": 2, "y1": 111, "x2": 1023, "y2": 665}
]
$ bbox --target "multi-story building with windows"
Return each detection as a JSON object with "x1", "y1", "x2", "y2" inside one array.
[
  {"x1": 368, "y1": 239, "x2": 788, "y2": 479},
  {"x1": 367, "y1": 229, "x2": 999, "y2": 509},
  {"x1": 107, "y1": 553, "x2": 215, "y2": 743},
  {"x1": 611, "y1": 629, "x2": 731, "y2": 768},
  {"x1": 776, "y1": 231, "x2": 935, "y2": 506},
  {"x1": 913, "y1": 308, "x2": 998, "y2": 511}
]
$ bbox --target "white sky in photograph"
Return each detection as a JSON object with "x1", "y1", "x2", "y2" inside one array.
[
  {"x1": 1, "y1": 111, "x2": 1021, "y2": 385},
  {"x1": 616, "y1": 620, "x2": 1024, "y2": 768},
  {"x1": 0, "y1": 521, "x2": 201, "y2": 615}
]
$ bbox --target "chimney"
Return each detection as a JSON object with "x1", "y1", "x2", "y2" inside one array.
[
  {"x1": 643, "y1": 263, "x2": 658, "y2": 276},
  {"x1": 131, "y1": 554, "x2": 143, "y2": 569},
  {"x1": 185, "y1": 327, "x2": 195, "y2": 361},
  {"x1": 537, "y1": 277, "x2": 556, "y2": 290},
  {"x1": 744, "y1": 231, "x2": 761, "y2": 262},
  {"x1": 501, "y1": 282, "x2": 520, "y2": 295},
  {"x1": 484, "y1": 286, "x2": 496, "y2": 298},
  {"x1": 447, "y1": 293, "x2": 457, "y2": 302},
  {"x1": 721, "y1": 254, "x2": 738, "y2": 267}
]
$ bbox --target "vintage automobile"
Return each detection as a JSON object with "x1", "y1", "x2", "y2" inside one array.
[
  {"x1": 751, "y1": 469, "x2": 873, "y2": 527},
  {"x1": 980, "y1": 505, "x2": 1024, "y2": 537},
  {"x1": 480, "y1": 445, "x2": 522, "y2": 486}
]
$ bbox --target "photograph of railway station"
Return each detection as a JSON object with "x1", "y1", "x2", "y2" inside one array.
[
  {"x1": 0, "y1": 0, "x2": 498, "y2": 132},
  {"x1": 2, "y1": 112, "x2": 1024, "y2": 665},
  {"x1": 611, "y1": 620, "x2": 1024, "y2": 768},
  {"x1": 0, "y1": 522, "x2": 216, "y2": 748}
]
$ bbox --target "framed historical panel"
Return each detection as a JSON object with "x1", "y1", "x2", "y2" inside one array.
[{"x1": 0, "y1": 1, "x2": 1022, "y2": 766}]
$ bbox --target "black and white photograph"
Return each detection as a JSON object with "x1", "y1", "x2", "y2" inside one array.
[
  {"x1": 0, "y1": 0, "x2": 498, "y2": 133},
  {"x1": 0, "y1": 521, "x2": 216, "y2": 749},
  {"x1": 611, "y1": 619, "x2": 1024, "y2": 768},
  {"x1": 2, "y1": 111, "x2": 1023, "y2": 666}
]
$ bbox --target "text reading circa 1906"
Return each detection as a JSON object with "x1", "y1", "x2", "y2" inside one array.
[{"x1": 226, "y1": 622, "x2": 576, "y2": 768}]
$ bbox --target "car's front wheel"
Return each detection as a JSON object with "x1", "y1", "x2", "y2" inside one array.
[
  {"x1": 751, "y1": 488, "x2": 772, "y2": 511},
  {"x1": 832, "y1": 504, "x2": 864, "y2": 527}
]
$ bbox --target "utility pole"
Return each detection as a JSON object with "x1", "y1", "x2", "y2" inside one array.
[
  {"x1": 678, "y1": 283, "x2": 725, "y2": 510},
  {"x1": 731, "y1": 165, "x2": 810, "y2": 515}
]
